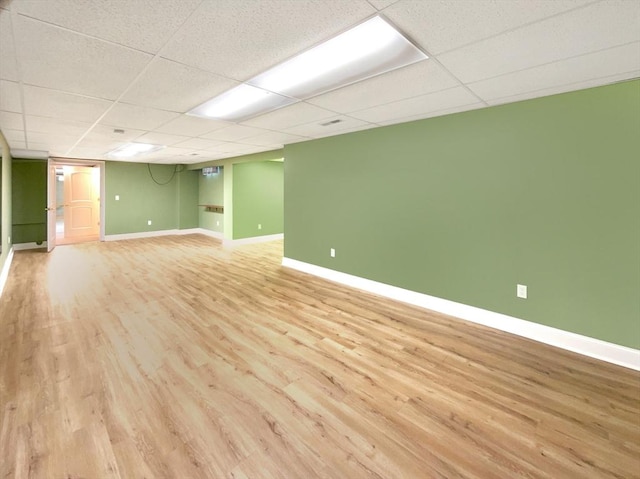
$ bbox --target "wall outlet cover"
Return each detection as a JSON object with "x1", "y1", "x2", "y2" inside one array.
[
  {"x1": 517, "y1": 284, "x2": 528, "y2": 299},
  {"x1": 330, "y1": 248, "x2": 336, "y2": 258}
]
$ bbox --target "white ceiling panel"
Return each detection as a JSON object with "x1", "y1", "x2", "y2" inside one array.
[
  {"x1": 486, "y1": 73, "x2": 640, "y2": 107},
  {"x1": 214, "y1": 142, "x2": 270, "y2": 155},
  {"x1": 383, "y1": 0, "x2": 592, "y2": 55},
  {"x1": 377, "y1": 102, "x2": 486, "y2": 126},
  {"x1": 437, "y1": 0, "x2": 640, "y2": 83},
  {"x1": 100, "y1": 103, "x2": 180, "y2": 131},
  {"x1": 367, "y1": 0, "x2": 400, "y2": 10},
  {"x1": 120, "y1": 58, "x2": 239, "y2": 113},
  {"x1": 154, "y1": 115, "x2": 231, "y2": 137},
  {"x1": 25, "y1": 115, "x2": 93, "y2": 136},
  {"x1": 173, "y1": 138, "x2": 224, "y2": 150},
  {"x1": 201, "y1": 125, "x2": 271, "y2": 142},
  {"x1": 350, "y1": 86, "x2": 481, "y2": 124},
  {"x1": 307, "y1": 60, "x2": 459, "y2": 113},
  {"x1": 0, "y1": 110, "x2": 24, "y2": 130},
  {"x1": 76, "y1": 125, "x2": 148, "y2": 148},
  {"x1": 65, "y1": 146, "x2": 109, "y2": 160},
  {"x1": 0, "y1": 79, "x2": 21, "y2": 112},
  {"x1": 0, "y1": 10, "x2": 18, "y2": 81},
  {"x1": 1, "y1": 128, "x2": 25, "y2": 142},
  {"x1": 15, "y1": 16, "x2": 152, "y2": 99},
  {"x1": 242, "y1": 102, "x2": 336, "y2": 130},
  {"x1": 284, "y1": 115, "x2": 372, "y2": 138},
  {"x1": 243, "y1": 131, "x2": 308, "y2": 147},
  {"x1": 23, "y1": 85, "x2": 112, "y2": 123},
  {"x1": 469, "y1": 42, "x2": 640, "y2": 102},
  {"x1": 13, "y1": 0, "x2": 201, "y2": 54},
  {"x1": 161, "y1": 0, "x2": 376, "y2": 81},
  {"x1": 135, "y1": 131, "x2": 192, "y2": 146}
]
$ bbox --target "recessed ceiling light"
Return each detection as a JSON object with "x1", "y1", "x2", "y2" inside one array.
[
  {"x1": 187, "y1": 84, "x2": 295, "y2": 122},
  {"x1": 250, "y1": 16, "x2": 427, "y2": 99},
  {"x1": 107, "y1": 142, "x2": 164, "y2": 159},
  {"x1": 187, "y1": 15, "x2": 427, "y2": 122}
]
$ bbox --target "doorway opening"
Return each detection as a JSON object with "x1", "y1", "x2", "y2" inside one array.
[{"x1": 48, "y1": 159, "x2": 105, "y2": 251}]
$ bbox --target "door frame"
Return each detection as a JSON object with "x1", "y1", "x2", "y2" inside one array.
[{"x1": 48, "y1": 158, "x2": 106, "y2": 247}]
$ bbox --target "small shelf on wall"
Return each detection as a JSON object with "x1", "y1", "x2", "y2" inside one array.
[{"x1": 199, "y1": 204, "x2": 224, "y2": 213}]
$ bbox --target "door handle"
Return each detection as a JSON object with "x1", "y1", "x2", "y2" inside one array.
[{"x1": 45, "y1": 207, "x2": 55, "y2": 211}]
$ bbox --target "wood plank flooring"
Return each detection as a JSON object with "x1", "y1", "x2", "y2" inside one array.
[{"x1": 0, "y1": 234, "x2": 638, "y2": 478}]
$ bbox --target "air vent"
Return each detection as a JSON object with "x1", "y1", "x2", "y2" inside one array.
[
  {"x1": 113, "y1": 129, "x2": 125, "y2": 134},
  {"x1": 320, "y1": 119, "x2": 343, "y2": 127}
]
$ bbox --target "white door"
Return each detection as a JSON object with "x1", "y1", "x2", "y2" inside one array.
[
  {"x1": 47, "y1": 159, "x2": 56, "y2": 252},
  {"x1": 63, "y1": 166, "x2": 100, "y2": 241}
]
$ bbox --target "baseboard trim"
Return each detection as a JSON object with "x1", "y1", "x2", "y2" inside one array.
[
  {"x1": 13, "y1": 242, "x2": 47, "y2": 251},
  {"x1": 105, "y1": 230, "x2": 181, "y2": 241},
  {"x1": 0, "y1": 247, "x2": 14, "y2": 299},
  {"x1": 281, "y1": 257, "x2": 640, "y2": 371},
  {"x1": 191, "y1": 228, "x2": 224, "y2": 240},
  {"x1": 224, "y1": 233, "x2": 284, "y2": 247}
]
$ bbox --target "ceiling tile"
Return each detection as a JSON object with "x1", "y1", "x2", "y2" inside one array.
[
  {"x1": 100, "y1": 103, "x2": 180, "y2": 131},
  {"x1": 0, "y1": 79, "x2": 21, "y2": 112},
  {"x1": 367, "y1": 0, "x2": 399, "y2": 10},
  {"x1": 1, "y1": 128, "x2": 25, "y2": 142},
  {"x1": 349, "y1": 86, "x2": 481, "y2": 123},
  {"x1": 78, "y1": 124, "x2": 148, "y2": 147},
  {"x1": 65, "y1": 146, "x2": 109, "y2": 160},
  {"x1": 161, "y1": 0, "x2": 375, "y2": 80},
  {"x1": 154, "y1": 115, "x2": 231, "y2": 137},
  {"x1": 0, "y1": 10, "x2": 18, "y2": 81},
  {"x1": 243, "y1": 131, "x2": 307, "y2": 147},
  {"x1": 437, "y1": 0, "x2": 640, "y2": 83},
  {"x1": 384, "y1": 0, "x2": 592, "y2": 55},
  {"x1": 0, "y1": 110, "x2": 24, "y2": 130},
  {"x1": 13, "y1": 0, "x2": 201, "y2": 54},
  {"x1": 120, "y1": 58, "x2": 239, "y2": 112},
  {"x1": 486, "y1": 72, "x2": 640, "y2": 107},
  {"x1": 15, "y1": 16, "x2": 152, "y2": 99},
  {"x1": 135, "y1": 131, "x2": 191, "y2": 146},
  {"x1": 172, "y1": 137, "x2": 224, "y2": 150},
  {"x1": 283, "y1": 115, "x2": 372, "y2": 138},
  {"x1": 8, "y1": 140, "x2": 27, "y2": 150},
  {"x1": 307, "y1": 60, "x2": 458, "y2": 113},
  {"x1": 23, "y1": 85, "x2": 112, "y2": 123},
  {"x1": 27, "y1": 130, "x2": 82, "y2": 147},
  {"x1": 469, "y1": 42, "x2": 640, "y2": 102},
  {"x1": 25, "y1": 115, "x2": 93, "y2": 136},
  {"x1": 377, "y1": 102, "x2": 486, "y2": 126},
  {"x1": 201, "y1": 124, "x2": 270, "y2": 142},
  {"x1": 242, "y1": 102, "x2": 336, "y2": 130}
]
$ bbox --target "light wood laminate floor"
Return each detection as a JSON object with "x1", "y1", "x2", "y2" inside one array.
[{"x1": 0, "y1": 235, "x2": 638, "y2": 478}]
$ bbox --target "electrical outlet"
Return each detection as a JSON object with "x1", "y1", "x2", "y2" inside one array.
[
  {"x1": 517, "y1": 284, "x2": 527, "y2": 299},
  {"x1": 330, "y1": 248, "x2": 336, "y2": 258},
  {"x1": 115, "y1": 195, "x2": 120, "y2": 201},
  {"x1": 258, "y1": 223, "x2": 262, "y2": 230},
  {"x1": 147, "y1": 220, "x2": 152, "y2": 226},
  {"x1": 216, "y1": 220, "x2": 220, "y2": 227}
]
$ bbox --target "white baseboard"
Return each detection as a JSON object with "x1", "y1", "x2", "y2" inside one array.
[
  {"x1": 224, "y1": 233, "x2": 284, "y2": 247},
  {"x1": 281, "y1": 257, "x2": 640, "y2": 372},
  {"x1": 191, "y1": 228, "x2": 224, "y2": 240},
  {"x1": 105, "y1": 229, "x2": 181, "y2": 241},
  {"x1": 0, "y1": 247, "x2": 14, "y2": 299},
  {"x1": 13, "y1": 241, "x2": 47, "y2": 250}
]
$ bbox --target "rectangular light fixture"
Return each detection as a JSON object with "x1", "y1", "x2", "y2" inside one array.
[
  {"x1": 188, "y1": 15, "x2": 427, "y2": 122},
  {"x1": 107, "y1": 142, "x2": 164, "y2": 159}
]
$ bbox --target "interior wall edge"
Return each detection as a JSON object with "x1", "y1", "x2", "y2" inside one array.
[{"x1": 0, "y1": 247, "x2": 13, "y2": 299}]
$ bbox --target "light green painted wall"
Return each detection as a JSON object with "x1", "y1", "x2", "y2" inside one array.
[
  {"x1": 105, "y1": 162, "x2": 180, "y2": 235},
  {"x1": 284, "y1": 80, "x2": 640, "y2": 349},
  {"x1": 198, "y1": 167, "x2": 224, "y2": 234},
  {"x1": 0, "y1": 134, "x2": 12, "y2": 273},
  {"x1": 12, "y1": 159, "x2": 46, "y2": 244},
  {"x1": 233, "y1": 161, "x2": 284, "y2": 240},
  {"x1": 178, "y1": 168, "x2": 199, "y2": 230}
]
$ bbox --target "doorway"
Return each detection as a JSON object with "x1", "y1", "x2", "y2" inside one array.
[{"x1": 47, "y1": 159, "x2": 105, "y2": 251}]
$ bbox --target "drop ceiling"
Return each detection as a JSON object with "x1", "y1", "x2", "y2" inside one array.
[{"x1": 0, "y1": 0, "x2": 638, "y2": 164}]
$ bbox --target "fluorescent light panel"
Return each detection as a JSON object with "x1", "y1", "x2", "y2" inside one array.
[
  {"x1": 188, "y1": 16, "x2": 427, "y2": 122},
  {"x1": 107, "y1": 142, "x2": 164, "y2": 159}
]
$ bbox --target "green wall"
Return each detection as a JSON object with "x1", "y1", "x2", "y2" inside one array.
[
  {"x1": 284, "y1": 80, "x2": 640, "y2": 349},
  {"x1": 198, "y1": 167, "x2": 224, "y2": 234},
  {"x1": 105, "y1": 162, "x2": 196, "y2": 235},
  {"x1": 12, "y1": 159, "x2": 46, "y2": 244},
  {"x1": 0, "y1": 134, "x2": 12, "y2": 275},
  {"x1": 233, "y1": 161, "x2": 284, "y2": 240}
]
